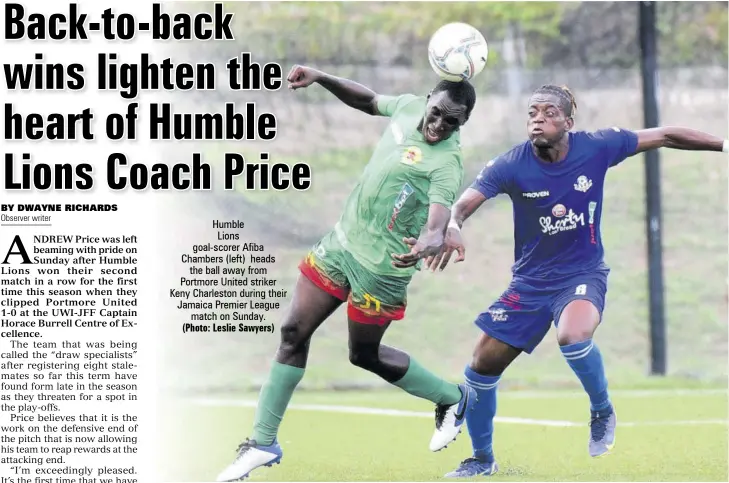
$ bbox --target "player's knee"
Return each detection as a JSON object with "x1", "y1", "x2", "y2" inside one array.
[
  {"x1": 348, "y1": 346, "x2": 379, "y2": 370},
  {"x1": 278, "y1": 320, "x2": 308, "y2": 358},
  {"x1": 556, "y1": 300, "x2": 600, "y2": 346},
  {"x1": 471, "y1": 344, "x2": 509, "y2": 376},
  {"x1": 470, "y1": 354, "x2": 506, "y2": 376},
  {"x1": 557, "y1": 329, "x2": 592, "y2": 347},
  {"x1": 470, "y1": 334, "x2": 518, "y2": 376}
]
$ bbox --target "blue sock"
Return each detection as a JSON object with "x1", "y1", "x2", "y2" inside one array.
[
  {"x1": 560, "y1": 339, "x2": 611, "y2": 411},
  {"x1": 464, "y1": 365, "x2": 499, "y2": 462}
]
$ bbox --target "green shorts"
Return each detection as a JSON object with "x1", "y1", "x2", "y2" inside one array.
[{"x1": 298, "y1": 231, "x2": 411, "y2": 325}]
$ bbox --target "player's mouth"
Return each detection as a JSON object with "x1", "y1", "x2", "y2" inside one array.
[
  {"x1": 425, "y1": 126, "x2": 440, "y2": 143},
  {"x1": 531, "y1": 128, "x2": 544, "y2": 136}
]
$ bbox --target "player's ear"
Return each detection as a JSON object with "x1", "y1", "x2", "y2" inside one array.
[
  {"x1": 565, "y1": 116, "x2": 574, "y2": 131},
  {"x1": 427, "y1": 89, "x2": 434, "y2": 99}
]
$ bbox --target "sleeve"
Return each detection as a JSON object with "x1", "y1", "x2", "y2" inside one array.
[
  {"x1": 375, "y1": 94, "x2": 417, "y2": 117},
  {"x1": 427, "y1": 153, "x2": 464, "y2": 209},
  {"x1": 592, "y1": 127, "x2": 639, "y2": 167},
  {"x1": 469, "y1": 156, "x2": 513, "y2": 199}
]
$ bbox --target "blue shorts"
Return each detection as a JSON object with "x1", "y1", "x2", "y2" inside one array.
[{"x1": 474, "y1": 272, "x2": 609, "y2": 354}]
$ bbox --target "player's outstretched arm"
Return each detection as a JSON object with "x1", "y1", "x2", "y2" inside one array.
[
  {"x1": 424, "y1": 188, "x2": 488, "y2": 272},
  {"x1": 450, "y1": 187, "x2": 488, "y2": 230},
  {"x1": 286, "y1": 64, "x2": 379, "y2": 115},
  {"x1": 391, "y1": 203, "x2": 452, "y2": 269},
  {"x1": 634, "y1": 127, "x2": 728, "y2": 155}
]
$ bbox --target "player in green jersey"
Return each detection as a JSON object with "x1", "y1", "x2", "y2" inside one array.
[{"x1": 216, "y1": 65, "x2": 478, "y2": 482}]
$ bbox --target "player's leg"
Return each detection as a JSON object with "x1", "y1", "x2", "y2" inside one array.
[
  {"x1": 552, "y1": 275, "x2": 615, "y2": 457},
  {"x1": 347, "y1": 319, "x2": 473, "y2": 451},
  {"x1": 250, "y1": 275, "x2": 345, "y2": 444},
  {"x1": 556, "y1": 300, "x2": 608, "y2": 412},
  {"x1": 446, "y1": 284, "x2": 551, "y2": 478},
  {"x1": 344, "y1": 265, "x2": 473, "y2": 451},
  {"x1": 216, "y1": 238, "x2": 348, "y2": 482},
  {"x1": 444, "y1": 333, "x2": 521, "y2": 478},
  {"x1": 347, "y1": 319, "x2": 462, "y2": 398}
]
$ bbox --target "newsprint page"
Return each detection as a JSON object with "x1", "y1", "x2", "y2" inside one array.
[{"x1": 1, "y1": 1, "x2": 728, "y2": 483}]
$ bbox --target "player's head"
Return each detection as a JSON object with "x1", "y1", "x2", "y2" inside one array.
[
  {"x1": 422, "y1": 79, "x2": 476, "y2": 144},
  {"x1": 526, "y1": 84, "x2": 577, "y2": 148}
]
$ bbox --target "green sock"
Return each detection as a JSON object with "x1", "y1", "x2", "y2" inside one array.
[
  {"x1": 392, "y1": 358, "x2": 462, "y2": 406},
  {"x1": 251, "y1": 361, "x2": 305, "y2": 445}
]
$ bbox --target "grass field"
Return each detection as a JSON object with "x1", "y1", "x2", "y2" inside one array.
[{"x1": 159, "y1": 387, "x2": 728, "y2": 482}]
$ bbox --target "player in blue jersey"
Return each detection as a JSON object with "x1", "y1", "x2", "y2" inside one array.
[{"x1": 415, "y1": 84, "x2": 728, "y2": 477}]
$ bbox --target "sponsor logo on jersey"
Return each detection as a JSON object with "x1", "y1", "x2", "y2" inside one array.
[
  {"x1": 574, "y1": 175, "x2": 593, "y2": 193},
  {"x1": 539, "y1": 208, "x2": 585, "y2": 236},
  {"x1": 552, "y1": 204, "x2": 566, "y2": 217},
  {"x1": 388, "y1": 183, "x2": 415, "y2": 230},
  {"x1": 489, "y1": 308, "x2": 508, "y2": 322},
  {"x1": 588, "y1": 201, "x2": 598, "y2": 244},
  {"x1": 588, "y1": 201, "x2": 597, "y2": 224},
  {"x1": 401, "y1": 146, "x2": 422, "y2": 165},
  {"x1": 523, "y1": 190, "x2": 550, "y2": 199}
]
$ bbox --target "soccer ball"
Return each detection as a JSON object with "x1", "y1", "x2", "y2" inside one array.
[{"x1": 428, "y1": 22, "x2": 488, "y2": 82}]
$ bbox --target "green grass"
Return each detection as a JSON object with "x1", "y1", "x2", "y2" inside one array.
[{"x1": 159, "y1": 388, "x2": 728, "y2": 482}]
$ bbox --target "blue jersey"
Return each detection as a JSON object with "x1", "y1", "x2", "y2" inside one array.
[{"x1": 472, "y1": 128, "x2": 639, "y2": 285}]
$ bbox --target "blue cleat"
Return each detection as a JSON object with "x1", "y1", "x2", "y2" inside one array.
[
  {"x1": 589, "y1": 404, "x2": 616, "y2": 457},
  {"x1": 216, "y1": 438, "x2": 282, "y2": 481},
  {"x1": 429, "y1": 384, "x2": 477, "y2": 451},
  {"x1": 445, "y1": 456, "x2": 499, "y2": 478}
]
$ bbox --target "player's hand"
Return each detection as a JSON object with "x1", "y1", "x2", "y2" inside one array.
[
  {"x1": 424, "y1": 225, "x2": 466, "y2": 272},
  {"x1": 391, "y1": 237, "x2": 442, "y2": 269},
  {"x1": 287, "y1": 65, "x2": 320, "y2": 90}
]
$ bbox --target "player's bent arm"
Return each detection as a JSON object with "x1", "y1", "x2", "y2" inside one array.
[
  {"x1": 420, "y1": 203, "x2": 452, "y2": 249},
  {"x1": 450, "y1": 188, "x2": 488, "y2": 230},
  {"x1": 315, "y1": 72, "x2": 379, "y2": 115},
  {"x1": 423, "y1": 190, "x2": 486, "y2": 271},
  {"x1": 635, "y1": 127, "x2": 728, "y2": 155},
  {"x1": 391, "y1": 203, "x2": 452, "y2": 269}
]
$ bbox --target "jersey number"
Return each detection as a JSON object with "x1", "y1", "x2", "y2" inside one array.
[
  {"x1": 359, "y1": 293, "x2": 382, "y2": 313},
  {"x1": 575, "y1": 284, "x2": 587, "y2": 296}
]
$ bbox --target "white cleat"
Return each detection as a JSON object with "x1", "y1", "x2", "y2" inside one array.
[
  {"x1": 216, "y1": 439, "x2": 282, "y2": 482},
  {"x1": 429, "y1": 384, "x2": 477, "y2": 452}
]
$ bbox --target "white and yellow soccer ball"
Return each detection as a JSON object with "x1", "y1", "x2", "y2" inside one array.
[{"x1": 428, "y1": 22, "x2": 488, "y2": 82}]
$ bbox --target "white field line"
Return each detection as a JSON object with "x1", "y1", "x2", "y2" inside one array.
[
  {"x1": 495, "y1": 388, "x2": 728, "y2": 399},
  {"x1": 192, "y1": 398, "x2": 728, "y2": 428}
]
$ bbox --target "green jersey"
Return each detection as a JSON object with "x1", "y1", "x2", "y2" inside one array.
[{"x1": 333, "y1": 94, "x2": 464, "y2": 277}]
